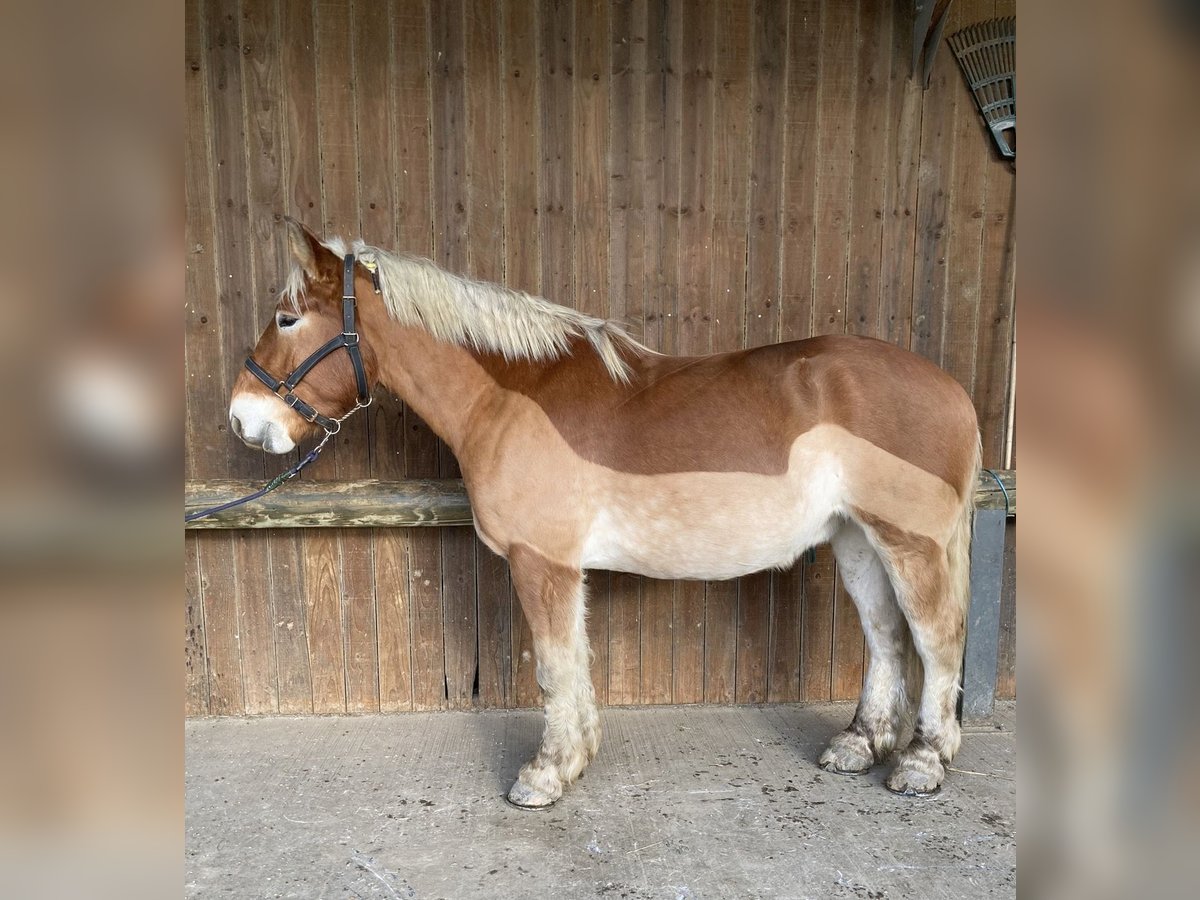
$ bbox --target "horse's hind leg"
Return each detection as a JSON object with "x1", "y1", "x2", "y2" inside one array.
[
  {"x1": 873, "y1": 516, "x2": 971, "y2": 796},
  {"x1": 820, "y1": 520, "x2": 917, "y2": 774},
  {"x1": 505, "y1": 544, "x2": 599, "y2": 809}
]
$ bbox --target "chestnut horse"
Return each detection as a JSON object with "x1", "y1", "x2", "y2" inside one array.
[{"x1": 229, "y1": 220, "x2": 981, "y2": 805}]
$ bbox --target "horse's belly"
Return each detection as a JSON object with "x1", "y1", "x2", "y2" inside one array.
[{"x1": 579, "y1": 462, "x2": 843, "y2": 581}]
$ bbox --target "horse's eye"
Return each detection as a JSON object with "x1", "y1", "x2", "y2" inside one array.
[{"x1": 276, "y1": 312, "x2": 300, "y2": 329}]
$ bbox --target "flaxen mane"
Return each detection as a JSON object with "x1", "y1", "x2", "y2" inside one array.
[{"x1": 284, "y1": 237, "x2": 648, "y2": 383}]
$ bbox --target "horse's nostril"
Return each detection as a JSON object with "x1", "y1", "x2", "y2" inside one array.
[{"x1": 230, "y1": 414, "x2": 243, "y2": 437}]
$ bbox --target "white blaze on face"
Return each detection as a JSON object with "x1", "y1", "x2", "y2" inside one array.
[{"x1": 228, "y1": 392, "x2": 297, "y2": 454}]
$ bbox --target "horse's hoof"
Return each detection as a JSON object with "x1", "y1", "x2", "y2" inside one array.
[
  {"x1": 885, "y1": 755, "x2": 945, "y2": 796},
  {"x1": 819, "y1": 730, "x2": 875, "y2": 775},
  {"x1": 506, "y1": 780, "x2": 559, "y2": 809}
]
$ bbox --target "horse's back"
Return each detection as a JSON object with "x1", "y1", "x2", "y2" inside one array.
[{"x1": 572, "y1": 334, "x2": 977, "y2": 493}]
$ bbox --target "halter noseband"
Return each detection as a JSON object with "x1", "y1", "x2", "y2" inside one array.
[{"x1": 244, "y1": 253, "x2": 373, "y2": 434}]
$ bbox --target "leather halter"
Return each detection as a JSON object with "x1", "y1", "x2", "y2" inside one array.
[{"x1": 244, "y1": 253, "x2": 372, "y2": 434}]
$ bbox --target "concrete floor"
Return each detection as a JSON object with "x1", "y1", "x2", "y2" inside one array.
[{"x1": 186, "y1": 702, "x2": 1015, "y2": 899}]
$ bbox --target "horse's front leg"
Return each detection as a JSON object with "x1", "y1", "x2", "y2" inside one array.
[{"x1": 505, "y1": 544, "x2": 599, "y2": 809}]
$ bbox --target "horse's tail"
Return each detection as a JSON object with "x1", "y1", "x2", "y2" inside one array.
[{"x1": 949, "y1": 433, "x2": 983, "y2": 637}]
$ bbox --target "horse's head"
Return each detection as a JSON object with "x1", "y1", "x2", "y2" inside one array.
[{"x1": 228, "y1": 218, "x2": 377, "y2": 453}]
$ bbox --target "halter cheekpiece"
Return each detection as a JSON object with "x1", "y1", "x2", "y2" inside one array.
[{"x1": 244, "y1": 253, "x2": 373, "y2": 434}]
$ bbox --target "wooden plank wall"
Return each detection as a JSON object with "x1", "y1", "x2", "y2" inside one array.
[{"x1": 185, "y1": 0, "x2": 1017, "y2": 716}]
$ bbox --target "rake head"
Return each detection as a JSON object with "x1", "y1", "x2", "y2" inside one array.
[{"x1": 948, "y1": 17, "x2": 1016, "y2": 159}]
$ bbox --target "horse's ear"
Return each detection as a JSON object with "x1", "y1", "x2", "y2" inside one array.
[{"x1": 283, "y1": 216, "x2": 338, "y2": 284}]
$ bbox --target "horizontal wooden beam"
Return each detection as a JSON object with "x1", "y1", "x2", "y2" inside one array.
[{"x1": 186, "y1": 469, "x2": 1014, "y2": 530}]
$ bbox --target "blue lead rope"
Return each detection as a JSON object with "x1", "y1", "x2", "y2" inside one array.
[
  {"x1": 184, "y1": 443, "x2": 326, "y2": 524},
  {"x1": 981, "y1": 467, "x2": 1010, "y2": 514}
]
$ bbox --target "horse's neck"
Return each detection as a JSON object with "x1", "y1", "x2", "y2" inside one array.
[{"x1": 364, "y1": 309, "x2": 493, "y2": 454}]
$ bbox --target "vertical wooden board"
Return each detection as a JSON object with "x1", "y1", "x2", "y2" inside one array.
[
  {"x1": 339, "y1": 528, "x2": 379, "y2": 713},
  {"x1": 476, "y1": 546, "x2": 514, "y2": 708},
  {"x1": 314, "y1": 0, "x2": 362, "y2": 237},
  {"x1": 704, "y1": 0, "x2": 752, "y2": 704},
  {"x1": 735, "y1": 570, "x2": 769, "y2": 703},
  {"x1": 185, "y1": 0, "x2": 225, "y2": 483},
  {"x1": 974, "y1": 1, "x2": 1015, "y2": 469},
  {"x1": 206, "y1": 0, "x2": 259, "y2": 485},
  {"x1": 394, "y1": 0, "x2": 435, "y2": 255},
  {"x1": 677, "y1": 0, "x2": 715, "y2": 357},
  {"x1": 703, "y1": 580, "x2": 737, "y2": 703},
  {"x1": 431, "y1": 0, "x2": 471, "y2": 275},
  {"x1": 767, "y1": 562, "x2": 802, "y2": 703},
  {"x1": 845, "y1": 0, "x2": 890, "y2": 340},
  {"x1": 709, "y1": 0, "x2": 751, "y2": 355},
  {"x1": 572, "y1": 0, "x2": 612, "y2": 320},
  {"x1": 637, "y1": 0, "x2": 676, "y2": 706},
  {"x1": 439, "y1": 526, "x2": 477, "y2": 708},
  {"x1": 647, "y1": 0, "x2": 681, "y2": 353},
  {"x1": 830, "y1": 575, "x2": 865, "y2": 700},
  {"x1": 269, "y1": 524, "x2": 313, "y2": 713},
  {"x1": 281, "y1": 0, "x2": 322, "y2": 223},
  {"x1": 304, "y1": 531, "x2": 348, "y2": 711},
  {"x1": 574, "y1": 0, "x2": 612, "y2": 705},
  {"x1": 741, "y1": 0, "x2": 787, "y2": 707},
  {"x1": 502, "y1": 0, "x2": 541, "y2": 295},
  {"x1": 374, "y1": 528, "x2": 414, "y2": 712},
  {"x1": 743, "y1": 0, "x2": 786, "y2": 350},
  {"x1": 185, "y1": 532, "x2": 209, "y2": 716},
  {"x1": 502, "y1": 0, "x2": 542, "y2": 707},
  {"x1": 640, "y1": 582, "x2": 673, "y2": 703},
  {"x1": 430, "y1": 0, "x2": 477, "y2": 710},
  {"x1": 975, "y1": 158, "x2": 1014, "y2": 469},
  {"x1": 233, "y1": 531, "x2": 277, "y2": 713},
  {"x1": 316, "y1": 0, "x2": 378, "y2": 713},
  {"x1": 800, "y1": 546, "x2": 834, "y2": 700},
  {"x1": 779, "y1": 0, "x2": 820, "y2": 344},
  {"x1": 608, "y1": 574, "x2": 642, "y2": 706},
  {"x1": 672, "y1": 581, "x2": 705, "y2": 705},
  {"x1": 811, "y1": 0, "x2": 857, "y2": 339},
  {"x1": 995, "y1": 519, "x2": 1016, "y2": 698},
  {"x1": 539, "y1": 0, "x2": 575, "y2": 307},
  {"x1": 909, "y1": 2, "x2": 958, "y2": 364},
  {"x1": 185, "y1": 0, "x2": 218, "y2": 712},
  {"x1": 407, "y1": 520, "x2": 447, "y2": 708},
  {"x1": 878, "y1": 0, "x2": 921, "y2": 349},
  {"x1": 198, "y1": 0, "x2": 257, "y2": 717},
  {"x1": 942, "y1": 0, "x2": 992, "y2": 392},
  {"x1": 355, "y1": 0, "x2": 397, "y2": 245},
  {"x1": 197, "y1": 532, "x2": 244, "y2": 715},
  {"x1": 606, "y1": 0, "x2": 647, "y2": 708},
  {"x1": 465, "y1": 0, "x2": 506, "y2": 278}
]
